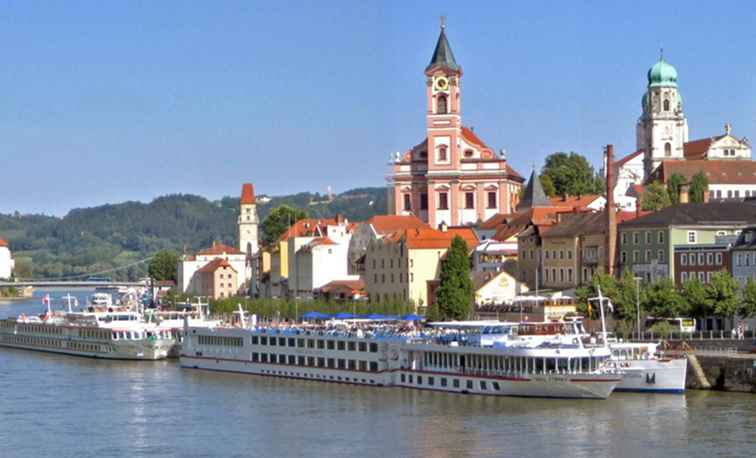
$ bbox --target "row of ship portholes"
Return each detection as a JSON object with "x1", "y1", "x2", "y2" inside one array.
[{"x1": 256, "y1": 368, "x2": 377, "y2": 385}]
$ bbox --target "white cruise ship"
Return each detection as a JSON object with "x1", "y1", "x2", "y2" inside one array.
[
  {"x1": 0, "y1": 296, "x2": 175, "y2": 360},
  {"x1": 608, "y1": 342, "x2": 687, "y2": 393},
  {"x1": 180, "y1": 317, "x2": 622, "y2": 399}
]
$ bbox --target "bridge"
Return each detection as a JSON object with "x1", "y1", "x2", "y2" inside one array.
[{"x1": 0, "y1": 281, "x2": 146, "y2": 288}]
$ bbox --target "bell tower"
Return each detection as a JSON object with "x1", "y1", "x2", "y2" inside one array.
[
  {"x1": 425, "y1": 18, "x2": 463, "y2": 227},
  {"x1": 636, "y1": 53, "x2": 689, "y2": 177},
  {"x1": 238, "y1": 183, "x2": 259, "y2": 259}
]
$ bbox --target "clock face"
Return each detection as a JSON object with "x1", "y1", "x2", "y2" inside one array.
[{"x1": 435, "y1": 77, "x2": 449, "y2": 91}]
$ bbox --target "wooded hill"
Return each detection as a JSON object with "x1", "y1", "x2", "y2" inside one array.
[{"x1": 0, "y1": 187, "x2": 387, "y2": 280}]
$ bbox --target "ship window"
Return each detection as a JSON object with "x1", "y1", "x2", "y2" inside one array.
[
  {"x1": 369, "y1": 343, "x2": 378, "y2": 353},
  {"x1": 492, "y1": 382, "x2": 501, "y2": 391},
  {"x1": 327, "y1": 340, "x2": 335, "y2": 350},
  {"x1": 348, "y1": 360, "x2": 356, "y2": 370},
  {"x1": 338, "y1": 359, "x2": 346, "y2": 369},
  {"x1": 408, "y1": 375, "x2": 413, "y2": 383},
  {"x1": 337, "y1": 341, "x2": 346, "y2": 351},
  {"x1": 348, "y1": 341, "x2": 356, "y2": 352},
  {"x1": 269, "y1": 336, "x2": 276, "y2": 346},
  {"x1": 279, "y1": 337, "x2": 286, "y2": 346},
  {"x1": 401, "y1": 374, "x2": 406, "y2": 383},
  {"x1": 466, "y1": 380, "x2": 473, "y2": 390},
  {"x1": 358, "y1": 342, "x2": 367, "y2": 352},
  {"x1": 318, "y1": 357, "x2": 325, "y2": 367},
  {"x1": 327, "y1": 358, "x2": 335, "y2": 368},
  {"x1": 417, "y1": 376, "x2": 423, "y2": 385},
  {"x1": 261, "y1": 353, "x2": 268, "y2": 363},
  {"x1": 298, "y1": 356, "x2": 305, "y2": 366},
  {"x1": 428, "y1": 377, "x2": 435, "y2": 386},
  {"x1": 441, "y1": 378, "x2": 447, "y2": 387},
  {"x1": 252, "y1": 352, "x2": 259, "y2": 362},
  {"x1": 359, "y1": 360, "x2": 367, "y2": 371},
  {"x1": 480, "y1": 381, "x2": 487, "y2": 390},
  {"x1": 317, "y1": 340, "x2": 325, "y2": 349},
  {"x1": 288, "y1": 338, "x2": 295, "y2": 347},
  {"x1": 369, "y1": 362, "x2": 378, "y2": 372},
  {"x1": 453, "y1": 379, "x2": 460, "y2": 388},
  {"x1": 297, "y1": 338, "x2": 305, "y2": 348}
]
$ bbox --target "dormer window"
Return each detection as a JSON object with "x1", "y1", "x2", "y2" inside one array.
[
  {"x1": 464, "y1": 149, "x2": 474, "y2": 158},
  {"x1": 437, "y1": 94, "x2": 448, "y2": 114}
]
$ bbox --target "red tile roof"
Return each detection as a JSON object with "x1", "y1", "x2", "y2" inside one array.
[
  {"x1": 240, "y1": 183, "x2": 256, "y2": 204},
  {"x1": 480, "y1": 213, "x2": 510, "y2": 230},
  {"x1": 549, "y1": 195, "x2": 602, "y2": 210},
  {"x1": 279, "y1": 218, "x2": 338, "y2": 242},
  {"x1": 683, "y1": 138, "x2": 718, "y2": 160},
  {"x1": 658, "y1": 160, "x2": 756, "y2": 185},
  {"x1": 319, "y1": 279, "x2": 366, "y2": 295},
  {"x1": 461, "y1": 126, "x2": 491, "y2": 151},
  {"x1": 492, "y1": 206, "x2": 576, "y2": 241},
  {"x1": 368, "y1": 215, "x2": 428, "y2": 234},
  {"x1": 403, "y1": 226, "x2": 479, "y2": 250},
  {"x1": 197, "y1": 258, "x2": 237, "y2": 273},
  {"x1": 615, "y1": 150, "x2": 644, "y2": 167},
  {"x1": 308, "y1": 237, "x2": 337, "y2": 247},
  {"x1": 198, "y1": 242, "x2": 244, "y2": 256}
]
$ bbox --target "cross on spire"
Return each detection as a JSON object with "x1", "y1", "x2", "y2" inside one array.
[{"x1": 440, "y1": 15, "x2": 446, "y2": 30}]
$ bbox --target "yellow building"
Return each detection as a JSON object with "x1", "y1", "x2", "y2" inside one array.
[
  {"x1": 197, "y1": 258, "x2": 238, "y2": 300},
  {"x1": 364, "y1": 226, "x2": 478, "y2": 308}
]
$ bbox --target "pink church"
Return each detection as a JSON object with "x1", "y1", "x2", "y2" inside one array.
[{"x1": 388, "y1": 23, "x2": 524, "y2": 228}]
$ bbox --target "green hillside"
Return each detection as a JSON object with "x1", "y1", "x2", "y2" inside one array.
[{"x1": 0, "y1": 187, "x2": 387, "y2": 280}]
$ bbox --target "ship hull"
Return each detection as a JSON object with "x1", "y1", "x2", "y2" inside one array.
[{"x1": 613, "y1": 358, "x2": 687, "y2": 393}]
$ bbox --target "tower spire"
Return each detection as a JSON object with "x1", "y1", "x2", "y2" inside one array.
[{"x1": 425, "y1": 19, "x2": 460, "y2": 74}]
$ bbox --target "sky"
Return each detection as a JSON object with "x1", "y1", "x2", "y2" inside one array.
[{"x1": 2, "y1": 1, "x2": 756, "y2": 216}]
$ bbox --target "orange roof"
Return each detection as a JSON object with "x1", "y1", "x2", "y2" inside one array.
[
  {"x1": 549, "y1": 195, "x2": 602, "y2": 210},
  {"x1": 615, "y1": 150, "x2": 644, "y2": 167},
  {"x1": 198, "y1": 242, "x2": 244, "y2": 256},
  {"x1": 240, "y1": 183, "x2": 256, "y2": 204},
  {"x1": 480, "y1": 213, "x2": 510, "y2": 230},
  {"x1": 308, "y1": 237, "x2": 337, "y2": 247},
  {"x1": 197, "y1": 258, "x2": 237, "y2": 273},
  {"x1": 658, "y1": 160, "x2": 756, "y2": 185},
  {"x1": 368, "y1": 215, "x2": 428, "y2": 234},
  {"x1": 0, "y1": 238, "x2": 7, "y2": 248},
  {"x1": 279, "y1": 218, "x2": 337, "y2": 242},
  {"x1": 319, "y1": 279, "x2": 366, "y2": 294},
  {"x1": 461, "y1": 126, "x2": 491, "y2": 152},
  {"x1": 683, "y1": 138, "x2": 717, "y2": 160},
  {"x1": 402, "y1": 226, "x2": 478, "y2": 250},
  {"x1": 492, "y1": 206, "x2": 574, "y2": 241}
]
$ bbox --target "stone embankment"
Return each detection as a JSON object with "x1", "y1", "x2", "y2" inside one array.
[{"x1": 667, "y1": 339, "x2": 756, "y2": 393}]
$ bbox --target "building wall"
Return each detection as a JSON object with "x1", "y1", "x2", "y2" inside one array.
[
  {"x1": 732, "y1": 248, "x2": 756, "y2": 286},
  {"x1": 517, "y1": 232, "x2": 542, "y2": 289},
  {"x1": 708, "y1": 184, "x2": 756, "y2": 201},
  {"x1": 619, "y1": 227, "x2": 670, "y2": 282},
  {"x1": 407, "y1": 248, "x2": 446, "y2": 307},
  {"x1": 364, "y1": 239, "x2": 410, "y2": 305},
  {"x1": 0, "y1": 247, "x2": 14, "y2": 279},
  {"x1": 579, "y1": 233, "x2": 606, "y2": 285},
  {"x1": 675, "y1": 247, "x2": 730, "y2": 286},
  {"x1": 474, "y1": 272, "x2": 529, "y2": 305},
  {"x1": 542, "y1": 237, "x2": 578, "y2": 289}
]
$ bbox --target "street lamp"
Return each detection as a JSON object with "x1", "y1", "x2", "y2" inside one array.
[{"x1": 633, "y1": 276, "x2": 643, "y2": 340}]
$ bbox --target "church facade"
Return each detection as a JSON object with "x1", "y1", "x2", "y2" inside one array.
[{"x1": 388, "y1": 24, "x2": 524, "y2": 228}]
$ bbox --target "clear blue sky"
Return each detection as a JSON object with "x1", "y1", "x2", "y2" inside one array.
[{"x1": 3, "y1": 1, "x2": 755, "y2": 215}]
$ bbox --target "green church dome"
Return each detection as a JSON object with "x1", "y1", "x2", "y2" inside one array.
[{"x1": 647, "y1": 58, "x2": 678, "y2": 88}]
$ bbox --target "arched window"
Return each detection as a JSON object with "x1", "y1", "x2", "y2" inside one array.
[
  {"x1": 663, "y1": 99, "x2": 670, "y2": 111},
  {"x1": 664, "y1": 142, "x2": 672, "y2": 157},
  {"x1": 437, "y1": 95, "x2": 448, "y2": 114},
  {"x1": 438, "y1": 145, "x2": 448, "y2": 162}
]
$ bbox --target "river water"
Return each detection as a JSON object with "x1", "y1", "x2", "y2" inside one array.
[{"x1": 1, "y1": 289, "x2": 754, "y2": 458}]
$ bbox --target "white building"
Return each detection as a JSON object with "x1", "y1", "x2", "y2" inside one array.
[
  {"x1": 177, "y1": 242, "x2": 246, "y2": 295},
  {"x1": 287, "y1": 217, "x2": 356, "y2": 299},
  {"x1": 472, "y1": 270, "x2": 529, "y2": 306},
  {"x1": 0, "y1": 238, "x2": 14, "y2": 280}
]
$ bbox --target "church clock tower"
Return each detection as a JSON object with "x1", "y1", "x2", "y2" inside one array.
[{"x1": 636, "y1": 54, "x2": 689, "y2": 177}]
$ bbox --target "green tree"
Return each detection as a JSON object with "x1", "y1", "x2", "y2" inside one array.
[
  {"x1": 575, "y1": 270, "x2": 618, "y2": 319},
  {"x1": 705, "y1": 271, "x2": 740, "y2": 317},
  {"x1": 435, "y1": 236, "x2": 473, "y2": 320},
  {"x1": 261, "y1": 205, "x2": 308, "y2": 247},
  {"x1": 614, "y1": 270, "x2": 645, "y2": 322},
  {"x1": 539, "y1": 174, "x2": 557, "y2": 197},
  {"x1": 683, "y1": 278, "x2": 711, "y2": 319},
  {"x1": 643, "y1": 279, "x2": 687, "y2": 318},
  {"x1": 666, "y1": 173, "x2": 687, "y2": 205},
  {"x1": 641, "y1": 182, "x2": 672, "y2": 211},
  {"x1": 740, "y1": 279, "x2": 756, "y2": 319},
  {"x1": 540, "y1": 152, "x2": 603, "y2": 197},
  {"x1": 689, "y1": 171, "x2": 709, "y2": 203},
  {"x1": 148, "y1": 250, "x2": 179, "y2": 282}
]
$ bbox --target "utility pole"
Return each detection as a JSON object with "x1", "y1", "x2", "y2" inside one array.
[{"x1": 634, "y1": 276, "x2": 642, "y2": 340}]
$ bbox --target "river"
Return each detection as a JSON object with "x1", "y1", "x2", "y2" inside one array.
[{"x1": 0, "y1": 289, "x2": 754, "y2": 458}]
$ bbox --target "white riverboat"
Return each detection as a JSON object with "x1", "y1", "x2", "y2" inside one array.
[
  {"x1": 608, "y1": 342, "x2": 687, "y2": 393},
  {"x1": 179, "y1": 314, "x2": 622, "y2": 399},
  {"x1": 0, "y1": 296, "x2": 174, "y2": 360}
]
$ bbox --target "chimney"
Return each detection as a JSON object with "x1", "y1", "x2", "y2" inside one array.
[
  {"x1": 439, "y1": 221, "x2": 448, "y2": 232},
  {"x1": 679, "y1": 183, "x2": 690, "y2": 204},
  {"x1": 605, "y1": 145, "x2": 617, "y2": 277}
]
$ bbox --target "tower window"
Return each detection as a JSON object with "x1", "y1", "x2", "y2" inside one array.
[
  {"x1": 437, "y1": 95, "x2": 448, "y2": 114},
  {"x1": 664, "y1": 142, "x2": 671, "y2": 157},
  {"x1": 438, "y1": 192, "x2": 449, "y2": 210},
  {"x1": 487, "y1": 191, "x2": 497, "y2": 209},
  {"x1": 663, "y1": 99, "x2": 670, "y2": 111},
  {"x1": 438, "y1": 145, "x2": 448, "y2": 162},
  {"x1": 464, "y1": 192, "x2": 474, "y2": 209},
  {"x1": 420, "y1": 193, "x2": 428, "y2": 210},
  {"x1": 403, "y1": 194, "x2": 412, "y2": 211}
]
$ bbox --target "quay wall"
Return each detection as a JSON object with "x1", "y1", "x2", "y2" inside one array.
[{"x1": 686, "y1": 353, "x2": 756, "y2": 393}]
